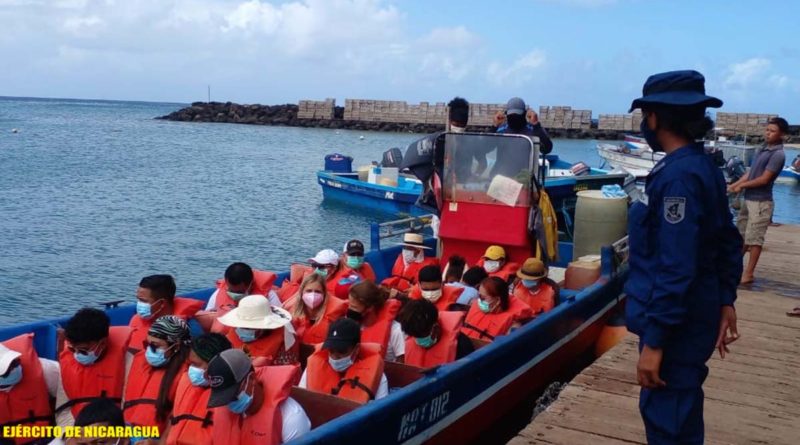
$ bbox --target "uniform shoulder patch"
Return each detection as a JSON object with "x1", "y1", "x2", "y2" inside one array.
[{"x1": 663, "y1": 197, "x2": 686, "y2": 224}]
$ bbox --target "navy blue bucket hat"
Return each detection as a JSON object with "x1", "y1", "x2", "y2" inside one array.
[{"x1": 629, "y1": 70, "x2": 722, "y2": 112}]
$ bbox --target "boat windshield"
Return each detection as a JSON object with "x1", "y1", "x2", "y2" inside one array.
[{"x1": 443, "y1": 133, "x2": 538, "y2": 207}]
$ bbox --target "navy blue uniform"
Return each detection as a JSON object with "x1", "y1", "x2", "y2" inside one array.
[{"x1": 625, "y1": 143, "x2": 742, "y2": 444}]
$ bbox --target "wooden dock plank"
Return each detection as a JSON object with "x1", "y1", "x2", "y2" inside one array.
[{"x1": 512, "y1": 224, "x2": 800, "y2": 445}]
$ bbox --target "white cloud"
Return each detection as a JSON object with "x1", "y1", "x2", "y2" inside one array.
[
  {"x1": 487, "y1": 50, "x2": 547, "y2": 86},
  {"x1": 62, "y1": 15, "x2": 105, "y2": 36},
  {"x1": 768, "y1": 74, "x2": 789, "y2": 89},
  {"x1": 723, "y1": 57, "x2": 771, "y2": 88}
]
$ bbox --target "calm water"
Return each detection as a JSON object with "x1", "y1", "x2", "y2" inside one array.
[{"x1": 1, "y1": 97, "x2": 798, "y2": 325}]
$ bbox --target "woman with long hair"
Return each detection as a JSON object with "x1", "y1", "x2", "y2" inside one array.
[{"x1": 284, "y1": 273, "x2": 348, "y2": 345}]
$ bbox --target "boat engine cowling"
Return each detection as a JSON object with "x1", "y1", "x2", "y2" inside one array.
[
  {"x1": 325, "y1": 153, "x2": 353, "y2": 173},
  {"x1": 381, "y1": 147, "x2": 404, "y2": 168}
]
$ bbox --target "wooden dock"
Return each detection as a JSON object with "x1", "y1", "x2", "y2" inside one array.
[{"x1": 510, "y1": 224, "x2": 800, "y2": 445}]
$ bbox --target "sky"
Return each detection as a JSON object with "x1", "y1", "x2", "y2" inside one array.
[{"x1": 1, "y1": 0, "x2": 799, "y2": 121}]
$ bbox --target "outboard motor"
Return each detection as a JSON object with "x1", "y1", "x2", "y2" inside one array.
[
  {"x1": 381, "y1": 147, "x2": 404, "y2": 168},
  {"x1": 725, "y1": 156, "x2": 746, "y2": 183}
]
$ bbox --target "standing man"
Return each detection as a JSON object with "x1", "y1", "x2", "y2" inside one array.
[
  {"x1": 625, "y1": 70, "x2": 743, "y2": 444},
  {"x1": 728, "y1": 117, "x2": 788, "y2": 284}
]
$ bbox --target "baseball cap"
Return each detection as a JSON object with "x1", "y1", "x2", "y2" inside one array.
[
  {"x1": 505, "y1": 97, "x2": 526, "y2": 115},
  {"x1": 207, "y1": 349, "x2": 253, "y2": 408},
  {"x1": 309, "y1": 249, "x2": 339, "y2": 266},
  {"x1": 344, "y1": 239, "x2": 365, "y2": 256},
  {"x1": 0, "y1": 344, "x2": 21, "y2": 375},
  {"x1": 483, "y1": 245, "x2": 506, "y2": 261},
  {"x1": 322, "y1": 318, "x2": 361, "y2": 352}
]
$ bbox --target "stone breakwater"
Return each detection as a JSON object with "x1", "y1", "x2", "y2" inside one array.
[{"x1": 156, "y1": 102, "x2": 630, "y2": 139}]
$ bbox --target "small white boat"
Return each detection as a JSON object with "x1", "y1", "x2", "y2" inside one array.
[
  {"x1": 777, "y1": 155, "x2": 800, "y2": 183},
  {"x1": 597, "y1": 141, "x2": 664, "y2": 172}
]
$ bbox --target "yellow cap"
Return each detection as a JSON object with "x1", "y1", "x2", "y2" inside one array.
[{"x1": 483, "y1": 245, "x2": 506, "y2": 261}]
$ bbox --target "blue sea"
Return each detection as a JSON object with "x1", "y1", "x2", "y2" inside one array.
[{"x1": 1, "y1": 97, "x2": 798, "y2": 325}]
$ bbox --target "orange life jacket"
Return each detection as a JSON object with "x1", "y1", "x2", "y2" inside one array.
[
  {"x1": 0, "y1": 334, "x2": 54, "y2": 445},
  {"x1": 512, "y1": 281, "x2": 556, "y2": 316},
  {"x1": 123, "y1": 350, "x2": 186, "y2": 431},
  {"x1": 404, "y1": 311, "x2": 465, "y2": 368},
  {"x1": 476, "y1": 258, "x2": 520, "y2": 282},
  {"x1": 360, "y1": 298, "x2": 402, "y2": 356},
  {"x1": 305, "y1": 343, "x2": 384, "y2": 404},
  {"x1": 225, "y1": 327, "x2": 298, "y2": 366},
  {"x1": 346, "y1": 261, "x2": 376, "y2": 282},
  {"x1": 214, "y1": 269, "x2": 278, "y2": 309},
  {"x1": 57, "y1": 326, "x2": 131, "y2": 418},
  {"x1": 165, "y1": 373, "x2": 213, "y2": 445},
  {"x1": 286, "y1": 296, "x2": 348, "y2": 345},
  {"x1": 380, "y1": 256, "x2": 439, "y2": 291},
  {"x1": 211, "y1": 365, "x2": 299, "y2": 445},
  {"x1": 508, "y1": 295, "x2": 534, "y2": 323},
  {"x1": 129, "y1": 297, "x2": 203, "y2": 354},
  {"x1": 275, "y1": 264, "x2": 313, "y2": 302},
  {"x1": 461, "y1": 301, "x2": 515, "y2": 341},
  {"x1": 408, "y1": 284, "x2": 464, "y2": 312}
]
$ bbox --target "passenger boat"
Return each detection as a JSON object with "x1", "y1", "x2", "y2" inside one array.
[
  {"x1": 0, "y1": 133, "x2": 630, "y2": 444},
  {"x1": 777, "y1": 155, "x2": 800, "y2": 183}
]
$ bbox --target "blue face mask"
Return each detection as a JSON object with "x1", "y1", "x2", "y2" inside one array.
[
  {"x1": 640, "y1": 118, "x2": 664, "y2": 152},
  {"x1": 235, "y1": 328, "x2": 258, "y2": 343},
  {"x1": 0, "y1": 365, "x2": 23, "y2": 387},
  {"x1": 522, "y1": 279, "x2": 539, "y2": 289},
  {"x1": 136, "y1": 300, "x2": 157, "y2": 319},
  {"x1": 315, "y1": 267, "x2": 329, "y2": 278},
  {"x1": 227, "y1": 382, "x2": 254, "y2": 414},
  {"x1": 328, "y1": 354, "x2": 354, "y2": 373},
  {"x1": 415, "y1": 334, "x2": 436, "y2": 349},
  {"x1": 226, "y1": 291, "x2": 247, "y2": 302},
  {"x1": 478, "y1": 298, "x2": 492, "y2": 313},
  {"x1": 187, "y1": 365, "x2": 208, "y2": 387},
  {"x1": 346, "y1": 256, "x2": 364, "y2": 269},
  {"x1": 145, "y1": 346, "x2": 169, "y2": 368},
  {"x1": 73, "y1": 349, "x2": 100, "y2": 366}
]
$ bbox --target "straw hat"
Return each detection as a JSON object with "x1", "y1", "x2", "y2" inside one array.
[
  {"x1": 397, "y1": 233, "x2": 431, "y2": 250},
  {"x1": 516, "y1": 258, "x2": 548, "y2": 280},
  {"x1": 218, "y1": 294, "x2": 292, "y2": 330}
]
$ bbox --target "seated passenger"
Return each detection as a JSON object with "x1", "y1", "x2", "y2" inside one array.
[
  {"x1": 52, "y1": 398, "x2": 130, "y2": 445},
  {"x1": 207, "y1": 349, "x2": 310, "y2": 444},
  {"x1": 346, "y1": 281, "x2": 404, "y2": 362},
  {"x1": 309, "y1": 249, "x2": 361, "y2": 297},
  {"x1": 218, "y1": 295, "x2": 298, "y2": 365},
  {"x1": 477, "y1": 245, "x2": 519, "y2": 283},
  {"x1": 300, "y1": 318, "x2": 388, "y2": 403},
  {"x1": 512, "y1": 258, "x2": 557, "y2": 316},
  {"x1": 284, "y1": 273, "x2": 348, "y2": 345},
  {"x1": 380, "y1": 233, "x2": 438, "y2": 292},
  {"x1": 205, "y1": 262, "x2": 280, "y2": 311},
  {"x1": 398, "y1": 300, "x2": 474, "y2": 368},
  {"x1": 452, "y1": 266, "x2": 488, "y2": 308},
  {"x1": 129, "y1": 275, "x2": 203, "y2": 354},
  {"x1": 461, "y1": 277, "x2": 518, "y2": 341},
  {"x1": 407, "y1": 265, "x2": 464, "y2": 311},
  {"x1": 165, "y1": 333, "x2": 231, "y2": 445},
  {"x1": 123, "y1": 316, "x2": 191, "y2": 432},
  {"x1": 341, "y1": 239, "x2": 376, "y2": 282},
  {"x1": 56, "y1": 308, "x2": 131, "y2": 427},
  {"x1": 443, "y1": 255, "x2": 467, "y2": 285},
  {"x1": 0, "y1": 334, "x2": 60, "y2": 443}
]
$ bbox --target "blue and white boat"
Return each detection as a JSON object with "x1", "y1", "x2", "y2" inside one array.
[
  {"x1": 1, "y1": 133, "x2": 630, "y2": 445},
  {"x1": 777, "y1": 155, "x2": 800, "y2": 183}
]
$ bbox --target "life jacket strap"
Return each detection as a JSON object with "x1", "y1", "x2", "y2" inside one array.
[
  {"x1": 461, "y1": 322, "x2": 495, "y2": 341},
  {"x1": 331, "y1": 376, "x2": 375, "y2": 401},
  {"x1": 55, "y1": 391, "x2": 120, "y2": 413},
  {"x1": 170, "y1": 411, "x2": 213, "y2": 428}
]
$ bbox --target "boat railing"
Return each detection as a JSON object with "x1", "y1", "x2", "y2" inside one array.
[{"x1": 369, "y1": 214, "x2": 435, "y2": 251}]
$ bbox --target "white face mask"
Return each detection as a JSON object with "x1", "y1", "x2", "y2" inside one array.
[
  {"x1": 402, "y1": 249, "x2": 421, "y2": 264},
  {"x1": 421, "y1": 288, "x2": 443, "y2": 302},
  {"x1": 484, "y1": 260, "x2": 501, "y2": 273},
  {"x1": 450, "y1": 125, "x2": 466, "y2": 133}
]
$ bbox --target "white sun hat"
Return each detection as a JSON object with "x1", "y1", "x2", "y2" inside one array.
[{"x1": 217, "y1": 294, "x2": 292, "y2": 330}]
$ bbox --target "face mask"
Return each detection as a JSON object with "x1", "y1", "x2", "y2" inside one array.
[
  {"x1": 73, "y1": 347, "x2": 100, "y2": 366},
  {"x1": 346, "y1": 256, "x2": 364, "y2": 269},
  {"x1": 315, "y1": 267, "x2": 329, "y2": 278},
  {"x1": 346, "y1": 309, "x2": 363, "y2": 322},
  {"x1": 484, "y1": 260, "x2": 501, "y2": 273},
  {"x1": 421, "y1": 288, "x2": 443, "y2": 302},
  {"x1": 302, "y1": 291, "x2": 324, "y2": 309},
  {"x1": 640, "y1": 118, "x2": 664, "y2": 152},
  {"x1": 145, "y1": 347, "x2": 169, "y2": 368},
  {"x1": 402, "y1": 249, "x2": 421, "y2": 264},
  {"x1": 0, "y1": 365, "x2": 23, "y2": 388},
  {"x1": 478, "y1": 298, "x2": 492, "y2": 313},
  {"x1": 414, "y1": 334, "x2": 437, "y2": 349},
  {"x1": 235, "y1": 328, "x2": 258, "y2": 343},
  {"x1": 328, "y1": 354, "x2": 354, "y2": 373},
  {"x1": 226, "y1": 291, "x2": 247, "y2": 302},
  {"x1": 136, "y1": 300, "x2": 154, "y2": 319},
  {"x1": 227, "y1": 381, "x2": 254, "y2": 414},
  {"x1": 522, "y1": 279, "x2": 539, "y2": 289},
  {"x1": 188, "y1": 365, "x2": 208, "y2": 387},
  {"x1": 450, "y1": 125, "x2": 466, "y2": 133}
]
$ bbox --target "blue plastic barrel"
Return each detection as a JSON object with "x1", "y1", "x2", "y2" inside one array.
[{"x1": 324, "y1": 153, "x2": 353, "y2": 172}]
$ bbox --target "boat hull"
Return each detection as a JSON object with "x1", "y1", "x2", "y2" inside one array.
[
  {"x1": 317, "y1": 171, "x2": 427, "y2": 216},
  {"x1": 777, "y1": 166, "x2": 800, "y2": 183}
]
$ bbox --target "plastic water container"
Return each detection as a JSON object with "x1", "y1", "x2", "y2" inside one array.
[
  {"x1": 324, "y1": 153, "x2": 353, "y2": 173},
  {"x1": 572, "y1": 190, "x2": 627, "y2": 260}
]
